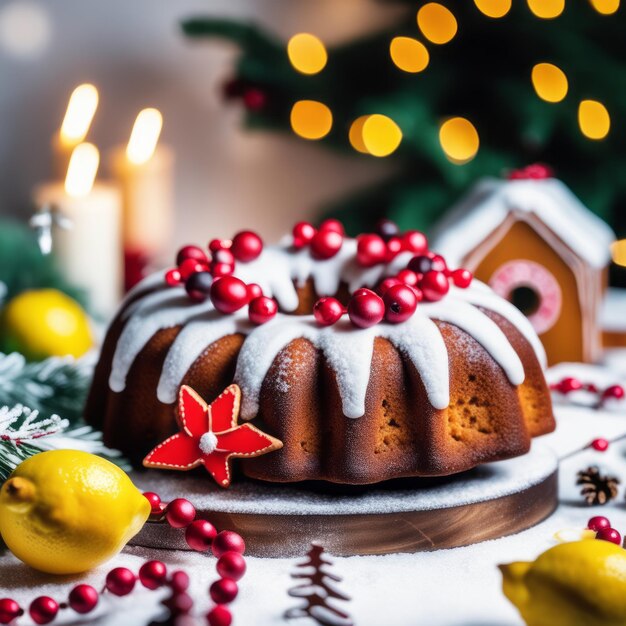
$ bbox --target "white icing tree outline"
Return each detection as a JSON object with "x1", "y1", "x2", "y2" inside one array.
[{"x1": 285, "y1": 543, "x2": 353, "y2": 626}]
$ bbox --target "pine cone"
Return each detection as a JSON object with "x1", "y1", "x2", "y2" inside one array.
[{"x1": 576, "y1": 466, "x2": 620, "y2": 506}]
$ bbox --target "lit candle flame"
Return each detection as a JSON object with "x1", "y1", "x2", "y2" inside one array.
[
  {"x1": 126, "y1": 108, "x2": 163, "y2": 165},
  {"x1": 65, "y1": 143, "x2": 100, "y2": 198},
  {"x1": 60, "y1": 84, "x2": 99, "y2": 145}
]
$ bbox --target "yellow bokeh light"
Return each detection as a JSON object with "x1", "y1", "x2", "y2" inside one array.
[
  {"x1": 527, "y1": 0, "x2": 565, "y2": 19},
  {"x1": 590, "y1": 0, "x2": 620, "y2": 14},
  {"x1": 389, "y1": 37, "x2": 430, "y2": 73},
  {"x1": 287, "y1": 33, "x2": 327, "y2": 75},
  {"x1": 65, "y1": 142, "x2": 99, "y2": 198},
  {"x1": 474, "y1": 0, "x2": 512, "y2": 18},
  {"x1": 531, "y1": 63, "x2": 569, "y2": 103},
  {"x1": 611, "y1": 240, "x2": 626, "y2": 267},
  {"x1": 126, "y1": 108, "x2": 163, "y2": 165},
  {"x1": 361, "y1": 115, "x2": 402, "y2": 157},
  {"x1": 290, "y1": 100, "x2": 333, "y2": 140},
  {"x1": 578, "y1": 99, "x2": 611, "y2": 140},
  {"x1": 417, "y1": 3, "x2": 458, "y2": 45},
  {"x1": 349, "y1": 115, "x2": 371, "y2": 153},
  {"x1": 60, "y1": 83, "x2": 99, "y2": 145},
  {"x1": 439, "y1": 117, "x2": 480, "y2": 164}
]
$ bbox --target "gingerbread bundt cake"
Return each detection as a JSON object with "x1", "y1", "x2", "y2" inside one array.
[{"x1": 85, "y1": 223, "x2": 555, "y2": 485}]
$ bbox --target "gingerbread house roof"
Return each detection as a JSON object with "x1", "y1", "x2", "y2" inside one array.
[{"x1": 432, "y1": 178, "x2": 615, "y2": 269}]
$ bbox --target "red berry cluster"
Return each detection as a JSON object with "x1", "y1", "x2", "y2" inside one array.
[
  {"x1": 292, "y1": 219, "x2": 346, "y2": 259},
  {"x1": 550, "y1": 377, "x2": 625, "y2": 408},
  {"x1": 0, "y1": 494, "x2": 246, "y2": 626},
  {"x1": 507, "y1": 163, "x2": 554, "y2": 180},
  {"x1": 588, "y1": 515, "x2": 623, "y2": 547},
  {"x1": 356, "y1": 229, "x2": 427, "y2": 267}
]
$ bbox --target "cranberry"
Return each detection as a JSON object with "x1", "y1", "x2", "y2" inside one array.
[
  {"x1": 347, "y1": 289, "x2": 385, "y2": 328},
  {"x1": 356, "y1": 234, "x2": 387, "y2": 267},
  {"x1": 185, "y1": 519, "x2": 217, "y2": 552},
  {"x1": 246, "y1": 283, "x2": 263, "y2": 302},
  {"x1": 377, "y1": 277, "x2": 402, "y2": 297},
  {"x1": 386, "y1": 236, "x2": 403, "y2": 261},
  {"x1": 216, "y1": 551, "x2": 247, "y2": 581},
  {"x1": 420, "y1": 270, "x2": 450, "y2": 302},
  {"x1": 375, "y1": 219, "x2": 400, "y2": 241},
  {"x1": 210, "y1": 276, "x2": 249, "y2": 314},
  {"x1": 588, "y1": 516, "x2": 611, "y2": 532},
  {"x1": 179, "y1": 258, "x2": 208, "y2": 280},
  {"x1": 165, "y1": 498, "x2": 196, "y2": 528},
  {"x1": 396, "y1": 269, "x2": 419, "y2": 286},
  {"x1": 292, "y1": 222, "x2": 316, "y2": 248},
  {"x1": 596, "y1": 527, "x2": 621, "y2": 545},
  {"x1": 105, "y1": 568, "x2": 136, "y2": 596},
  {"x1": 451, "y1": 268, "x2": 473, "y2": 288},
  {"x1": 310, "y1": 229, "x2": 343, "y2": 259},
  {"x1": 319, "y1": 219, "x2": 345, "y2": 235},
  {"x1": 209, "y1": 578, "x2": 238, "y2": 605},
  {"x1": 139, "y1": 561, "x2": 168, "y2": 590},
  {"x1": 383, "y1": 284, "x2": 418, "y2": 323},
  {"x1": 313, "y1": 297, "x2": 344, "y2": 326},
  {"x1": 402, "y1": 230, "x2": 428, "y2": 254},
  {"x1": 231, "y1": 231, "x2": 263, "y2": 262},
  {"x1": 165, "y1": 268, "x2": 183, "y2": 286},
  {"x1": 185, "y1": 271, "x2": 213, "y2": 302},
  {"x1": 68, "y1": 585, "x2": 99, "y2": 614},
  {"x1": 212, "y1": 531, "x2": 246, "y2": 558},
  {"x1": 248, "y1": 296, "x2": 278, "y2": 324},
  {"x1": 176, "y1": 245, "x2": 208, "y2": 266}
]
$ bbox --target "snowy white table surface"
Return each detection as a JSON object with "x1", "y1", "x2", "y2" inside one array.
[{"x1": 2, "y1": 353, "x2": 626, "y2": 626}]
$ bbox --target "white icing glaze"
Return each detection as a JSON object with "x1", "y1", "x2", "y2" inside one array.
[{"x1": 108, "y1": 241, "x2": 547, "y2": 418}]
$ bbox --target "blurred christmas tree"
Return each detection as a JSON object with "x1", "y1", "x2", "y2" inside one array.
[{"x1": 182, "y1": 0, "x2": 626, "y2": 248}]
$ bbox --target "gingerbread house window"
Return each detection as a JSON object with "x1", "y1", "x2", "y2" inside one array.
[{"x1": 433, "y1": 177, "x2": 615, "y2": 366}]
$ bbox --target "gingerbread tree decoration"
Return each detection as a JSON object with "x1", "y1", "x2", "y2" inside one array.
[{"x1": 285, "y1": 543, "x2": 353, "y2": 626}]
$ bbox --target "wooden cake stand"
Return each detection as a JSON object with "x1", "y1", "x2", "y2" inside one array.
[{"x1": 131, "y1": 444, "x2": 558, "y2": 557}]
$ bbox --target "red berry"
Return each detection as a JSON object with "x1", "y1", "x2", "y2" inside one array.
[
  {"x1": 386, "y1": 236, "x2": 403, "y2": 261},
  {"x1": 179, "y1": 258, "x2": 208, "y2": 280},
  {"x1": 353, "y1": 288, "x2": 373, "y2": 298},
  {"x1": 231, "y1": 231, "x2": 263, "y2": 262},
  {"x1": 410, "y1": 286, "x2": 424, "y2": 302},
  {"x1": 292, "y1": 222, "x2": 316, "y2": 248},
  {"x1": 430, "y1": 254, "x2": 448, "y2": 273},
  {"x1": 176, "y1": 245, "x2": 208, "y2": 266},
  {"x1": 143, "y1": 491, "x2": 162, "y2": 515},
  {"x1": 211, "y1": 262, "x2": 234, "y2": 278},
  {"x1": 0, "y1": 599, "x2": 21, "y2": 624},
  {"x1": 165, "y1": 498, "x2": 196, "y2": 528},
  {"x1": 68, "y1": 584, "x2": 99, "y2": 614},
  {"x1": 558, "y1": 377, "x2": 583, "y2": 394},
  {"x1": 347, "y1": 289, "x2": 385, "y2": 328},
  {"x1": 396, "y1": 269, "x2": 419, "y2": 287},
  {"x1": 591, "y1": 438, "x2": 609, "y2": 452},
  {"x1": 246, "y1": 283, "x2": 263, "y2": 302},
  {"x1": 356, "y1": 234, "x2": 387, "y2": 267},
  {"x1": 402, "y1": 230, "x2": 428, "y2": 254},
  {"x1": 211, "y1": 276, "x2": 249, "y2": 314},
  {"x1": 209, "y1": 578, "x2": 238, "y2": 605},
  {"x1": 213, "y1": 248, "x2": 235, "y2": 266},
  {"x1": 243, "y1": 87, "x2": 267, "y2": 111},
  {"x1": 451, "y1": 268, "x2": 473, "y2": 288},
  {"x1": 29, "y1": 597, "x2": 58, "y2": 625},
  {"x1": 313, "y1": 297, "x2": 344, "y2": 326},
  {"x1": 420, "y1": 270, "x2": 450, "y2": 302},
  {"x1": 170, "y1": 571, "x2": 191, "y2": 593},
  {"x1": 185, "y1": 271, "x2": 213, "y2": 302},
  {"x1": 310, "y1": 229, "x2": 343, "y2": 259},
  {"x1": 209, "y1": 238, "x2": 231, "y2": 253},
  {"x1": 603, "y1": 385, "x2": 625, "y2": 401},
  {"x1": 139, "y1": 560, "x2": 168, "y2": 590},
  {"x1": 408, "y1": 254, "x2": 434, "y2": 274},
  {"x1": 185, "y1": 519, "x2": 217, "y2": 552},
  {"x1": 596, "y1": 527, "x2": 621, "y2": 545},
  {"x1": 217, "y1": 551, "x2": 247, "y2": 581},
  {"x1": 212, "y1": 530, "x2": 246, "y2": 558},
  {"x1": 165, "y1": 268, "x2": 182, "y2": 286},
  {"x1": 586, "y1": 383, "x2": 599, "y2": 393},
  {"x1": 588, "y1": 516, "x2": 611, "y2": 532},
  {"x1": 375, "y1": 219, "x2": 400, "y2": 241},
  {"x1": 162, "y1": 592, "x2": 194, "y2": 616},
  {"x1": 383, "y1": 284, "x2": 418, "y2": 324},
  {"x1": 249, "y1": 296, "x2": 278, "y2": 325},
  {"x1": 106, "y1": 568, "x2": 136, "y2": 596},
  {"x1": 377, "y1": 277, "x2": 402, "y2": 297},
  {"x1": 207, "y1": 605, "x2": 233, "y2": 626},
  {"x1": 319, "y1": 219, "x2": 345, "y2": 235}
]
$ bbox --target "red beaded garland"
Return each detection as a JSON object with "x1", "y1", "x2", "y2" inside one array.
[
  {"x1": 185, "y1": 519, "x2": 218, "y2": 552},
  {"x1": 588, "y1": 516, "x2": 611, "y2": 532},
  {"x1": 143, "y1": 491, "x2": 162, "y2": 515},
  {"x1": 319, "y1": 219, "x2": 345, "y2": 235},
  {"x1": 313, "y1": 297, "x2": 344, "y2": 326},
  {"x1": 383, "y1": 284, "x2": 418, "y2": 324},
  {"x1": 29, "y1": 597, "x2": 58, "y2": 625},
  {"x1": 420, "y1": 270, "x2": 450, "y2": 302},
  {"x1": 347, "y1": 289, "x2": 385, "y2": 329},
  {"x1": 231, "y1": 230, "x2": 263, "y2": 262},
  {"x1": 402, "y1": 230, "x2": 428, "y2": 254},
  {"x1": 68, "y1": 585, "x2": 99, "y2": 614},
  {"x1": 0, "y1": 599, "x2": 21, "y2": 625},
  {"x1": 210, "y1": 276, "x2": 249, "y2": 314},
  {"x1": 170, "y1": 571, "x2": 191, "y2": 594},
  {"x1": 356, "y1": 234, "x2": 387, "y2": 267},
  {"x1": 451, "y1": 268, "x2": 473, "y2": 289},
  {"x1": 139, "y1": 561, "x2": 168, "y2": 590},
  {"x1": 165, "y1": 269, "x2": 183, "y2": 286},
  {"x1": 292, "y1": 222, "x2": 316, "y2": 248},
  {"x1": 212, "y1": 530, "x2": 246, "y2": 558},
  {"x1": 396, "y1": 269, "x2": 419, "y2": 287},
  {"x1": 163, "y1": 592, "x2": 194, "y2": 616},
  {"x1": 207, "y1": 605, "x2": 233, "y2": 626},
  {"x1": 217, "y1": 551, "x2": 247, "y2": 581},
  {"x1": 165, "y1": 498, "x2": 196, "y2": 528},
  {"x1": 591, "y1": 438, "x2": 609, "y2": 452},
  {"x1": 246, "y1": 283, "x2": 263, "y2": 302},
  {"x1": 310, "y1": 229, "x2": 343, "y2": 259},
  {"x1": 248, "y1": 296, "x2": 278, "y2": 325},
  {"x1": 176, "y1": 245, "x2": 208, "y2": 267},
  {"x1": 209, "y1": 578, "x2": 239, "y2": 605},
  {"x1": 105, "y1": 568, "x2": 137, "y2": 596},
  {"x1": 596, "y1": 527, "x2": 622, "y2": 545}
]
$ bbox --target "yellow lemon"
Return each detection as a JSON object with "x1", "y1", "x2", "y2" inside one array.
[
  {"x1": 0, "y1": 450, "x2": 150, "y2": 574},
  {"x1": 1, "y1": 289, "x2": 93, "y2": 360},
  {"x1": 500, "y1": 540, "x2": 626, "y2": 626}
]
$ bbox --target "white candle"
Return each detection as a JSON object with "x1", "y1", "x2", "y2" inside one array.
[
  {"x1": 34, "y1": 143, "x2": 123, "y2": 319},
  {"x1": 111, "y1": 108, "x2": 174, "y2": 261}
]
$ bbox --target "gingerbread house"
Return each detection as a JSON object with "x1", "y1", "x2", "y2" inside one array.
[{"x1": 432, "y1": 175, "x2": 615, "y2": 365}]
